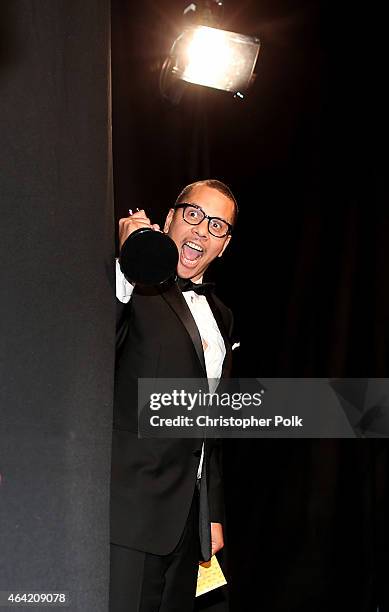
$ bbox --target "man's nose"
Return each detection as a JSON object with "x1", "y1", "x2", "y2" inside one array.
[{"x1": 192, "y1": 219, "x2": 209, "y2": 238}]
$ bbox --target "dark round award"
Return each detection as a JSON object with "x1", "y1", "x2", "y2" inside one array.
[{"x1": 119, "y1": 228, "x2": 178, "y2": 285}]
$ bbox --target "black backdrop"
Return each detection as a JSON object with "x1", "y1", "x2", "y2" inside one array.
[
  {"x1": 1, "y1": 2, "x2": 113, "y2": 610},
  {"x1": 111, "y1": 1, "x2": 388, "y2": 611}
]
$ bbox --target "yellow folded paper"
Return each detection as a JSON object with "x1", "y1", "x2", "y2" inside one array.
[{"x1": 196, "y1": 555, "x2": 227, "y2": 597}]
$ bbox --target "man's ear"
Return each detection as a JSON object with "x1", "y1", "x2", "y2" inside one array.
[
  {"x1": 163, "y1": 208, "x2": 174, "y2": 233},
  {"x1": 217, "y1": 235, "x2": 232, "y2": 258}
]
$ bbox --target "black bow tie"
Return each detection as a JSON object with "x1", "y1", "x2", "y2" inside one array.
[{"x1": 177, "y1": 277, "x2": 215, "y2": 296}]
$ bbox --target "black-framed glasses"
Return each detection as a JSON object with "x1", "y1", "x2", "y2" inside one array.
[{"x1": 174, "y1": 203, "x2": 233, "y2": 238}]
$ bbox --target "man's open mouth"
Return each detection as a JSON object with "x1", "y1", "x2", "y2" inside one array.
[{"x1": 180, "y1": 241, "x2": 204, "y2": 266}]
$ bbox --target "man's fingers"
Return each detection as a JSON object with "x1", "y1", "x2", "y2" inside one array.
[
  {"x1": 120, "y1": 210, "x2": 150, "y2": 223},
  {"x1": 119, "y1": 220, "x2": 151, "y2": 233},
  {"x1": 119, "y1": 216, "x2": 154, "y2": 249},
  {"x1": 198, "y1": 560, "x2": 212, "y2": 567},
  {"x1": 210, "y1": 522, "x2": 224, "y2": 557},
  {"x1": 129, "y1": 209, "x2": 149, "y2": 221},
  {"x1": 118, "y1": 209, "x2": 160, "y2": 249},
  {"x1": 211, "y1": 542, "x2": 224, "y2": 555}
]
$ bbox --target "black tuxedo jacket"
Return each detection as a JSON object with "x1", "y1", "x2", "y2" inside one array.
[{"x1": 111, "y1": 281, "x2": 233, "y2": 556}]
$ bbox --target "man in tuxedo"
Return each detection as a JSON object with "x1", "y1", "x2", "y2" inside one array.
[{"x1": 110, "y1": 179, "x2": 237, "y2": 612}]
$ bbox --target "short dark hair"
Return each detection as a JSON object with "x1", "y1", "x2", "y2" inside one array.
[{"x1": 175, "y1": 179, "x2": 239, "y2": 225}]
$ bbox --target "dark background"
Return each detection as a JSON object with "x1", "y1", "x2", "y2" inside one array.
[
  {"x1": 1, "y1": 1, "x2": 113, "y2": 610},
  {"x1": 112, "y1": 1, "x2": 388, "y2": 611}
]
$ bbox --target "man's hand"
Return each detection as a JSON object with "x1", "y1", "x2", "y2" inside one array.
[
  {"x1": 210, "y1": 522, "x2": 224, "y2": 556},
  {"x1": 118, "y1": 209, "x2": 160, "y2": 250}
]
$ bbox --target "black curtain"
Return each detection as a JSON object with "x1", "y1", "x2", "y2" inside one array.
[
  {"x1": 0, "y1": 2, "x2": 113, "y2": 610},
  {"x1": 111, "y1": 1, "x2": 388, "y2": 610}
]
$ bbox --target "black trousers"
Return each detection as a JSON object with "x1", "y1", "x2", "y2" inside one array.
[{"x1": 109, "y1": 489, "x2": 200, "y2": 612}]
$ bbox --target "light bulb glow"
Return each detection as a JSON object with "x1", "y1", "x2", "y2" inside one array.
[
  {"x1": 183, "y1": 28, "x2": 233, "y2": 89},
  {"x1": 171, "y1": 25, "x2": 260, "y2": 94}
]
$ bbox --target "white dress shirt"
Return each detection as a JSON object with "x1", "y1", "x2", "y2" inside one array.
[{"x1": 115, "y1": 260, "x2": 226, "y2": 478}]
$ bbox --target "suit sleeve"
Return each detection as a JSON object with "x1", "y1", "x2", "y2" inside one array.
[
  {"x1": 208, "y1": 438, "x2": 224, "y2": 524},
  {"x1": 115, "y1": 258, "x2": 135, "y2": 351}
]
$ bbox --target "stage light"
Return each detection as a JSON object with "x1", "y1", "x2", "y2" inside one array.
[
  {"x1": 159, "y1": 1, "x2": 260, "y2": 103},
  {"x1": 171, "y1": 25, "x2": 260, "y2": 94}
]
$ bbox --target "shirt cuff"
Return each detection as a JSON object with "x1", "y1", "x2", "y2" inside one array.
[{"x1": 115, "y1": 258, "x2": 134, "y2": 303}]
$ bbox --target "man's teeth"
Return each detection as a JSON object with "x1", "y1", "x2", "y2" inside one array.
[{"x1": 184, "y1": 241, "x2": 203, "y2": 253}]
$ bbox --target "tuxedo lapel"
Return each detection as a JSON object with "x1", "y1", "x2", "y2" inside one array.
[{"x1": 159, "y1": 283, "x2": 207, "y2": 375}]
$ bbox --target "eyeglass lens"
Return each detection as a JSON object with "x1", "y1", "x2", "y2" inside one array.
[{"x1": 183, "y1": 205, "x2": 229, "y2": 237}]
